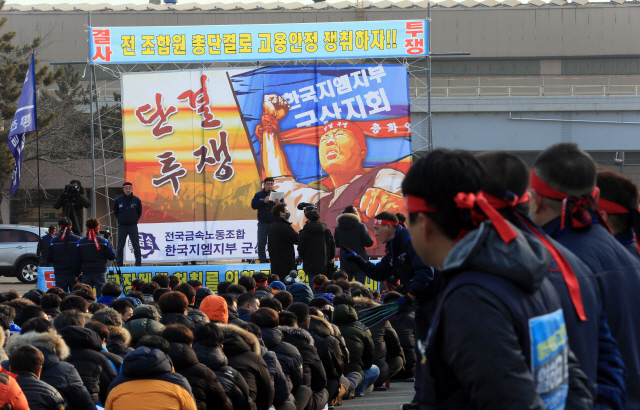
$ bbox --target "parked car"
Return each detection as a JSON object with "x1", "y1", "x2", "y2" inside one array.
[{"x1": 0, "y1": 225, "x2": 47, "y2": 284}]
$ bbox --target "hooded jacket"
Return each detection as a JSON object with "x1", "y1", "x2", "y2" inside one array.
[
  {"x1": 14, "y1": 371, "x2": 65, "y2": 410},
  {"x1": 423, "y1": 222, "x2": 593, "y2": 410},
  {"x1": 332, "y1": 305, "x2": 375, "y2": 378},
  {"x1": 218, "y1": 324, "x2": 274, "y2": 410},
  {"x1": 160, "y1": 312, "x2": 195, "y2": 330},
  {"x1": 167, "y1": 342, "x2": 232, "y2": 410},
  {"x1": 278, "y1": 326, "x2": 327, "y2": 393},
  {"x1": 106, "y1": 326, "x2": 134, "y2": 359},
  {"x1": 334, "y1": 213, "x2": 374, "y2": 274},
  {"x1": 306, "y1": 315, "x2": 346, "y2": 381},
  {"x1": 353, "y1": 296, "x2": 404, "y2": 384},
  {"x1": 298, "y1": 221, "x2": 336, "y2": 275},
  {"x1": 123, "y1": 306, "x2": 165, "y2": 345},
  {"x1": 289, "y1": 283, "x2": 314, "y2": 305},
  {"x1": 544, "y1": 217, "x2": 640, "y2": 407},
  {"x1": 4, "y1": 330, "x2": 95, "y2": 410},
  {"x1": 106, "y1": 347, "x2": 197, "y2": 410},
  {"x1": 267, "y1": 217, "x2": 299, "y2": 277},
  {"x1": 58, "y1": 325, "x2": 117, "y2": 405},
  {"x1": 47, "y1": 233, "x2": 82, "y2": 275},
  {"x1": 0, "y1": 372, "x2": 29, "y2": 410},
  {"x1": 200, "y1": 295, "x2": 228, "y2": 324},
  {"x1": 192, "y1": 341, "x2": 253, "y2": 410},
  {"x1": 260, "y1": 327, "x2": 304, "y2": 395},
  {"x1": 258, "y1": 340, "x2": 296, "y2": 406}
]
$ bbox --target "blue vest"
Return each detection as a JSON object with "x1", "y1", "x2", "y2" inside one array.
[{"x1": 423, "y1": 271, "x2": 568, "y2": 410}]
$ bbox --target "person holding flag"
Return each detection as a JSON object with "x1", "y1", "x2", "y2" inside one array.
[
  {"x1": 6, "y1": 53, "x2": 36, "y2": 197},
  {"x1": 73, "y1": 217, "x2": 116, "y2": 298},
  {"x1": 47, "y1": 218, "x2": 81, "y2": 292}
]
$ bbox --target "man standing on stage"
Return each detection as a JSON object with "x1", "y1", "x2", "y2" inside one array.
[
  {"x1": 114, "y1": 182, "x2": 142, "y2": 266},
  {"x1": 251, "y1": 177, "x2": 284, "y2": 263}
]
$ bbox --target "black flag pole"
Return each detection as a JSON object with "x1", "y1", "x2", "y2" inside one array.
[{"x1": 33, "y1": 53, "x2": 41, "y2": 232}]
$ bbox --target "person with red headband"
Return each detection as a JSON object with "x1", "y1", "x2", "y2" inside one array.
[
  {"x1": 531, "y1": 143, "x2": 640, "y2": 407},
  {"x1": 597, "y1": 170, "x2": 640, "y2": 261},
  {"x1": 37, "y1": 225, "x2": 56, "y2": 267},
  {"x1": 73, "y1": 218, "x2": 116, "y2": 298},
  {"x1": 401, "y1": 149, "x2": 592, "y2": 410},
  {"x1": 114, "y1": 181, "x2": 142, "y2": 266},
  {"x1": 46, "y1": 217, "x2": 81, "y2": 292},
  {"x1": 477, "y1": 151, "x2": 626, "y2": 409}
]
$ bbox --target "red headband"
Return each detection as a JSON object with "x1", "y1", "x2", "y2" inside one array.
[
  {"x1": 87, "y1": 228, "x2": 101, "y2": 250},
  {"x1": 597, "y1": 198, "x2": 631, "y2": 215},
  {"x1": 60, "y1": 225, "x2": 71, "y2": 241},
  {"x1": 374, "y1": 219, "x2": 398, "y2": 226},
  {"x1": 530, "y1": 169, "x2": 608, "y2": 232},
  {"x1": 123, "y1": 183, "x2": 133, "y2": 187},
  {"x1": 323, "y1": 120, "x2": 367, "y2": 151},
  {"x1": 405, "y1": 195, "x2": 438, "y2": 213}
]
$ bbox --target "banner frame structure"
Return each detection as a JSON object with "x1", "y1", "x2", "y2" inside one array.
[{"x1": 78, "y1": 11, "x2": 432, "y2": 263}]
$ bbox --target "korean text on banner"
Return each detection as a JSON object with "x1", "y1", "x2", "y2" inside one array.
[{"x1": 89, "y1": 20, "x2": 428, "y2": 64}]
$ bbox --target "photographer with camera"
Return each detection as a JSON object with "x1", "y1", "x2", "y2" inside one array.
[
  {"x1": 251, "y1": 177, "x2": 285, "y2": 262},
  {"x1": 267, "y1": 203, "x2": 299, "y2": 278},
  {"x1": 114, "y1": 182, "x2": 142, "y2": 266},
  {"x1": 297, "y1": 205, "x2": 336, "y2": 283},
  {"x1": 53, "y1": 180, "x2": 90, "y2": 236}
]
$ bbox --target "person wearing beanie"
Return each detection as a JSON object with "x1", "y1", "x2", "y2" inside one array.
[
  {"x1": 269, "y1": 281, "x2": 286, "y2": 293},
  {"x1": 194, "y1": 287, "x2": 214, "y2": 308},
  {"x1": 199, "y1": 295, "x2": 229, "y2": 324}
]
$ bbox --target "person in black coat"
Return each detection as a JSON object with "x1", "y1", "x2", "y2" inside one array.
[
  {"x1": 333, "y1": 206, "x2": 374, "y2": 283},
  {"x1": 10, "y1": 344, "x2": 65, "y2": 410},
  {"x1": 52, "y1": 180, "x2": 90, "y2": 236},
  {"x1": 383, "y1": 291, "x2": 416, "y2": 381},
  {"x1": 73, "y1": 218, "x2": 116, "y2": 298},
  {"x1": 193, "y1": 323, "x2": 253, "y2": 410},
  {"x1": 251, "y1": 177, "x2": 285, "y2": 262},
  {"x1": 47, "y1": 218, "x2": 82, "y2": 293},
  {"x1": 4, "y1": 319, "x2": 95, "y2": 410},
  {"x1": 158, "y1": 292, "x2": 195, "y2": 330},
  {"x1": 218, "y1": 323, "x2": 274, "y2": 410},
  {"x1": 162, "y1": 325, "x2": 232, "y2": 410},
  {"x1": 91, "y1": 307, "x2": 134, "y2": 360},
  {"x1": 268, "y1": 204, "x2": 299, "y2": 278},
  {"x1": 37, "y1": 226, "x2": 56, "y2": 267},
  {"x1": 57, "y1": 326, "x2": 117, "y2": 405},
  {"x1": 298, "y1": 210, "x2": 336, "y2": 284}
]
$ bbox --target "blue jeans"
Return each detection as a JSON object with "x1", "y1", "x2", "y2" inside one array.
[
  {"x1": 257, "y1": 221, "x2": 272, "y2": 261},
  {"x1": 117, "y1": 224, "x2": 141, "y2": 266},
  {"x1": 355, "y1": 365, "x2": 380, "y2": 395}
]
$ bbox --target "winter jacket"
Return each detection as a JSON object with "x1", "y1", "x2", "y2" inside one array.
[
  {"x1": 424, "y1": 221, "x2": 593, "y2": 410},
  {"x1": 260, "y1": 327, "x2": 304, "y2": 394},
  {"x1": 333, "y1": 305, "x2": 374, "y2": 379},
  {"x1": 267, "y1": 217, "x2": 299, "y2": 278},
  {"x1": 259, "y1": 341, "x2": 295, "y2": 407},
  {"x1": 218, "y1": 324, "x2": 274, "y2": 410},
  {"x1": 105, "y1": 347, "x2": 197, "y2": 410},
  {"x1": 334, "y1": 213, "x2": 374, "y2": 274},
  {"x1": 58, "y1": 326, "x2": 118, "y2": 405},
  {"x1": 0, "y1": 372, "x2": 29, "y2": 410},
  {"x1": 543, "y1": 217, "x2": 640, "y2": 407},
  {"x1": 167, "y1": 342, "x2": 232, "y2": 410},
  {"x1": 200, "y1": 295, "x2": 228, "y2": 323},
  {"x1": 160, "y1": 312, "x2": 195, "y2": 330},
  {"x1": 227, "y1": 307, "x2": 245, "y2": 326},
  {"x1": 114, "y1": 193, "x2": 142, "y2": 226},
  {"x1": 192, "y1": 341, "x2": 253, "y2": 410},
  {"x1": 73, "y1": 234, "x2": 116, "y2": 275},
  {"x1": 306, "y1": 315, "x2": 346, "y2": 381},
  {"x1": 97, "y1": 295, "x2": 119, "y2": 306},
  {"x1": 237, "y1": 308, "x2": 251, "y2": 322},
  {"x1": 289, "y1": 283, "x2": 314, "y2": 305},
  {"x1": 388, "y1": 310, "x2": 416, "y2": 380},
  {"x1": 298, "y1": 221, "x2": 336, "y2": 276},
  {"x1": 47, "y1": 233, "x2": 82, "y2": 275},
  {"x1": 106, "y1": 327, "x2": 134, "y2": 360},
  {"x1": 4, "y1": 330, "x2": 95, "y2": 410},
  {"x1": 615, "y1": 229, "x2": 640, "y2": 262},
  {"x1": 251, "y1": 190, "x2": 283, "y2": 224},
  {"x1": 187, "y1": 310, "x2": 209, "y2": 328},
  {"x1": 14, "y1": 371, "x2": 65, "y2": 410},
  {"x1": 53, "y1": 191, "x2": 90, "y2": 236},
  {"x1": 37, "y1": 233, "x2": 56, "y2": 264},
  {"x1": 353, "y1": 296, "x2": 404, "y2": 384},
  {"x1": 194, "y1": 287, "x2": 214, "y2": 308},
  {"x1": 278, "y1": 326, "x2": 327, "y2": 393},
  {"x1": 356, "y1": 226, "x2": 434, "y2": 304},
  {"x1": 123, "y1": 307, "x2": 165, "y2": 345}
]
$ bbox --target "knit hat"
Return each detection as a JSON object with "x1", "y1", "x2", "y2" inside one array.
[
  {"x1": 200, "y1": 295, "x2": 228, "y2": 324},
  {"x1": 269, "y1": 281, "x2": 286, "y2": 291}
]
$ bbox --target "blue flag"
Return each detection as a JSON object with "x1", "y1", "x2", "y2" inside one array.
[{"x1": 7, "y1": 54, "x2": 37, "y2": 197}]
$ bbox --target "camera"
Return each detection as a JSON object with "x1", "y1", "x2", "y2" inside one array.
[{"x1": 297, "y1": 202, "x2": 317, "y2": 213}]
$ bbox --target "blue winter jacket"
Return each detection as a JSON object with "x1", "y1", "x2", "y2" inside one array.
[
  {"x1": 543, "y1": 217, "x2": 640, "y2": 408},
  {"x1": 614, "y1": 230, "x2": 640, "y2": 263},
  {"x1": 73, "y1": 235, "x2": 116, "y2": 275},
  {"x1": 114, "y1": 194, "x2": 142, "y2": 226},
  {"x1": 47, "y1": 233, "x2": 82, "y2": 275},
  {"x1": 251, "y1": 190, "x2": 284, "y2": 224}
]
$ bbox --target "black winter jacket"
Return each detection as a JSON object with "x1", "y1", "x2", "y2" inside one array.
[
  {"x1": 58, "y1": 326, "x2": 117, "y2": 405},
  {"x1": 278, "y1": 326, "x2": 327, "y2": 393},
  {"x1": 14, "y1": 371, "x2": 65, "y2": 410},
  {"x1": 37, "y1": 233, "x2": 55, "y2": 264},
  {"x1": 4, "y1": 330, "x2": 95, "y2": 410},
  {"x1": 187, "y1": 310, "x2": 209, "y2": 328},
  {"x1": 305, "y1": 315, "x2": 345, "y2": 381},
  {"x1": 168, "y1": 342, "x2": 232, "y2": 410},
  {"x1": 260, "y1": 327, "x2": 304, "y2": 394},
  {"x1": 267, "y1": 217, "x2": 299, "y2": 278},
  {"x1": 73, "y1": 234, "x2": 116, "y2": 275},
  {"x1": 259, "y1": 342, "x2": 295, "y2": 406},
  {"x1": 192, "y1": 342, "x2": 253, "y2": 410},
  {"x1": 251, "y1": 190, "x2": 283, "y2": 224},
  {"x1": 114, "y1": 193, "x2": 142, "y2": 226},
  {"x1": 227, "y1": 307, "x2": 246, "y2": 326},
  {"x1": 106, "y1": 327, "x2": 134, "y2": 360},
  {"x1": 160, "y1": 312, "x2": 195, "y2": 330},
  {"x1": 53, "y1": 190, "x2": 90, "y2": 236},
  {"x1": 298, "y1": 221, "x2": 335, "y2": 275},
  {"x1": 47, "y1": 233, "x2": 82, "y2": 275},
  {"x1": 387, "y1": 310, "x2": 415, "y2": 380},
  {"x1": 333, "y1": 305, "x2": 374, "y2": 378},
  {"x1": 334, "y1": 213, "x2": 373, "y2": 274},
  {"x1": 219, "y1": 324, "x2": 274, "y2": 410}
]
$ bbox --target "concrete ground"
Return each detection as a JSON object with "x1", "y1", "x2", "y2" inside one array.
[
  {"x1": 0, "y1": 276, "x2": 37, "y2": 295},
  {"x1": 340, "y1": 381, "x2": 414, "y2": 410}
]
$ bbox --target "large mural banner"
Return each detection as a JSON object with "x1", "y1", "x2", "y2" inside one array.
[{"x1": 121, "y1": 65, "x2": 411, "y2": 263}]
